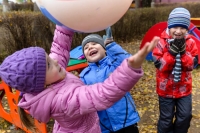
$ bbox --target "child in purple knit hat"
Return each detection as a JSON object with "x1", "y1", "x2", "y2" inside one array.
[{"x1": 0, "y1": 25, "x2": 159, "y2": 133}]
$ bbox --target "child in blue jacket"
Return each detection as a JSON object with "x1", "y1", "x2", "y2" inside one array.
[{"x1": 80, "y1": 27, "x2": 140, "y2": 133}]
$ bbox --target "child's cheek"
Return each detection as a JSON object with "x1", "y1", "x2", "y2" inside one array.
[{"x1": 169, "y1": 30, "x2": 173, "y2": 37}]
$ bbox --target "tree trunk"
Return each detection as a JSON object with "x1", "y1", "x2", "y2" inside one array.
[
  {"x1": 151, "y1": 0, "x2": 155, "y2": 8},
  {"x1": 2, "y1": 0, "x2": 10, "y2": 12},
  {"x1": 135, "y1": 0, "x2": 140, "y2": 8},
  {"x1": 34, "y1": 2, "x2": 40, "y2": 11}
]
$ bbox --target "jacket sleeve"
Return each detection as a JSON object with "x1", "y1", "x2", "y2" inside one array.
[
  {"x1": 79, "y1": 67, "x2": 90, "y2": 84},
  {"x1": 180, "y1": 38, "x2": 198, "y2": 71},
  {"x1": 61, "y1": 59, "x2": 143, "y2": 116},
  {"x1": 152, "y1": 40, "x2": 176, "y2": 72},
  {"x1": 80, "y1": 77, "x2": 86, "y2": 84},
  {"x1": 80, "y1": 74, "x2": 87, "y2": 84},
  {"x1": 106, "y1": 42, "x2": 131, "y2": 65},
  {"x1": 49, "y1": 25, "x2": 74, "y2": 68}
]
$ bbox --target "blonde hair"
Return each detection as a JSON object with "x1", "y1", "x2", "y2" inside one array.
[{"x1": 18, "y1": 96, "x2": 38, "y2": 133}]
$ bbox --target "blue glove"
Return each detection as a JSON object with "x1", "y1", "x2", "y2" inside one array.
[{"x1": 103, "y1": 26, "x2": 114, "y2": 45}]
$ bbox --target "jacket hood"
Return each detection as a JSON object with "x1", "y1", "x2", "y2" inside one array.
[{"x1": 18, "y1": 80, "x2": 65, "y2": 123}]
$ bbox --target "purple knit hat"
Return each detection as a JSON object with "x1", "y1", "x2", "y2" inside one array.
[{"x1": 0, "y1": 47, "x2": 46, "y2": 94}]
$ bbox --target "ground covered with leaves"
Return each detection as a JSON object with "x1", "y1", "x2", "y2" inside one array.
[{"x1": 0, "y1": 40, "x2": 200, "y2": 133}]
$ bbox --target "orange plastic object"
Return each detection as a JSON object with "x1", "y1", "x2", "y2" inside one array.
[
  {"x1": 0, "y1": 81, "x2": 47, "y2": 133},
  {"x1": 66, "y1": 62, "x2": 88, "y2": 73},
  {"x1": 191, "y1": 18, "x2": 200, "y2": 28}
]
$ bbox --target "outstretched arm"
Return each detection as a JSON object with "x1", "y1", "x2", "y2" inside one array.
[
  {"x1": 152, "y1": 39, "x2": 176, "y2": 72},
  {"x1": 129, "y1": 36, "x2": 160, "y2": 69},
  {"x1": 61, "y1": 36, "x2": 160, "y2": 116},
  {"x1": 49, "y1": 25, "x2": 74, "y2": 68},
  {"x1": 104, "y1": 26, "x2": 131, "y2": 64}
]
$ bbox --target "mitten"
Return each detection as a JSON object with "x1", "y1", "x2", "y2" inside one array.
[
  {"x1": 103, "y1": 27, "x2": 114, "y2": 45},
  {"x1": 174, "y1": 38, "x2": 186, "y2": 55},
  {"x1": 169, "y1": 41, "x2": 179, "y2": 56}
]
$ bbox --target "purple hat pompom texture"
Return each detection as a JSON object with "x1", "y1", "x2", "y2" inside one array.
[
  {"x1": 168, "y1": 7, "x2": 191, "y2": 29},
  {"x1": 0, "y1": 47, "x2": 46, "y2": 94}
]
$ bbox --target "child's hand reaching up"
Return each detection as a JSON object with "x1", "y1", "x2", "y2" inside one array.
[{"x1": 128, "y1": 36, "x2": 160, "y2": 69}]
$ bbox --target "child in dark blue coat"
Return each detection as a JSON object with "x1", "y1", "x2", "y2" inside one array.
[{"x1": 80, "y1": 27, "x2": 140, "y2": 133}]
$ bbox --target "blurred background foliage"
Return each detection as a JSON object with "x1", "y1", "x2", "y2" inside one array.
[{"x1": 0, "y1": 2, "x2": 200, "y2": 62}]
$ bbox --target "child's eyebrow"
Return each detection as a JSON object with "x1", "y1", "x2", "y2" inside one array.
[{"x1": 92, "y1": 42, "x2": 96, "y2": 44}]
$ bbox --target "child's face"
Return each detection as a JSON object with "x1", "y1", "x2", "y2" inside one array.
[
  {"x1": 83, "y1": 42, "x2": 106, "y2": 63},
  {"x1": 169, "y1": 27, "x2": 188, "y2": 39},
  {"x1": 45, "y1": 53, "x2": 66, "y2": 86}
]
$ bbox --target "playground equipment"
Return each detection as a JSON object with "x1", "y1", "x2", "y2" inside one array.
[
  {"x1": 140, "y1": 18, "x2": 200, "y2": 64},
  {"x1": 0, "y1": 81, "x2": 47, "y2": 133},
  {"x1": 67, "y1": 59, "x2": 88, "y2": 73},
  {"x1": 67, "y1": 46, "x2": 88, "y2": 73}
]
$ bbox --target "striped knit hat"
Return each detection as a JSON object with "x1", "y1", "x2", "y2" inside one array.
[
  {"x1": 82, "y1": 34, "x2": 105, "y2": 54},
  {"x1": 168, "y1": 7, "x2": 191, "y2": 29}
]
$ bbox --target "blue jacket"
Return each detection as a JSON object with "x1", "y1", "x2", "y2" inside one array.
[{"x1": 80, "y1": 42, "x2": 140, "y2": 133}]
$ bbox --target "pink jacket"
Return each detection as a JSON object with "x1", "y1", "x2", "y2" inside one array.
[{"x1": 18, "y1": 26, "x2": 144, "y2": 133}]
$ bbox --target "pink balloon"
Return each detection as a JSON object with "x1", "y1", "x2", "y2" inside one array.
[{"x1": 36, "y1": 0, "x2": 132, "y2": 33}]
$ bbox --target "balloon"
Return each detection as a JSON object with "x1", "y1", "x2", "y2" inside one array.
[{"x1": 36, "y1": 0, "x2": 132, "y2": 33}]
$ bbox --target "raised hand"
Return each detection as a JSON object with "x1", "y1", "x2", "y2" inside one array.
[
  {"x1": 103, "y1": 27, "x2": 114, "y2": 45},
  {"x1": 128, "y1": 36, "x2": 160, "y2": 69}
]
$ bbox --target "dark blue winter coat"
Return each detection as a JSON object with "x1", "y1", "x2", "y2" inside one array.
[{"x1": 80, "y1": 42, "x2": 140, "y2": 133}]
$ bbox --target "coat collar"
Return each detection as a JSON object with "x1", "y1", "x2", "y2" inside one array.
[{"x1": 88, "y1": 56, "x2": 112, "y2": 68}]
